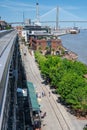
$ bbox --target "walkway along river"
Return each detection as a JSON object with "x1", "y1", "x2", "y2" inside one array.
[
  {"x1": 60, "y1": 29, "x2": 87, "y2": 65},
  {"x1": 20, "y1": 42, "x2": 87, "y2": 130}
]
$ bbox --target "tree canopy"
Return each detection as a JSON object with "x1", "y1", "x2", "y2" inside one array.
[{"x1": 35, "y1": 51, "x2": 87, "y2": 116}]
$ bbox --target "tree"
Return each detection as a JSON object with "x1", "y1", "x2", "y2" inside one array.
[{"x1": 34, "y1": 51, "x2": 87, "y2": 116}]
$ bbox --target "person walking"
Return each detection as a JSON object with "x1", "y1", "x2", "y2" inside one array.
[{"x1": 49, "y1": 92, "x2": 51, "y2": 97}]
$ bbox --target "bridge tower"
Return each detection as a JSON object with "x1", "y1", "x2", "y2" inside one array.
[{"x1": 56, "y1": 6, "x2": 59, "y2": 30}]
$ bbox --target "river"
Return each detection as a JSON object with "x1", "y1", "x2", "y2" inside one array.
[{"x1": 60, "y1": 30, "x2": 87, "y2": 65}]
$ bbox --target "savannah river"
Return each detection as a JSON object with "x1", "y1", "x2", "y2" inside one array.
[{"x1": 60, "y1": 30, "x2": 87, "y2": 65}]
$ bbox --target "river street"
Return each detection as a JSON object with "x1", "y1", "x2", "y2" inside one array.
[{"x1": 20, "y1": 43, "x2": 87, "y2": 130}]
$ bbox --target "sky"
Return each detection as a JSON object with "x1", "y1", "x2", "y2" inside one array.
[{"x1": 0, "y1": 0, "x2": 87, "y2": 28}]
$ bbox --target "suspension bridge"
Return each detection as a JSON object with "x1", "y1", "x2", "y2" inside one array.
[{"x1": 9, "y1": 6, "x2": 87, "y2": 28}]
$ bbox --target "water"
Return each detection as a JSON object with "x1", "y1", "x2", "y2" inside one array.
[{"x1": 60, "y1": 30, "x2": 87, "y2": 65}]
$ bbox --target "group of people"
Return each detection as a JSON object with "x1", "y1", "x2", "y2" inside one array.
[
  {"x1": 36, "y1": 91, "x2": 51, "y2": 98},
  {"x1": 41, "y1": 91, "x2": 51, "y2": 97}
]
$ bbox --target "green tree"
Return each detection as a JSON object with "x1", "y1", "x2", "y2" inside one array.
[{"x1": 34, "y1": 51, "x2": 87, "y2": 115}]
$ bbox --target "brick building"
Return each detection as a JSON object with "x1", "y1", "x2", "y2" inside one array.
[
  {"x1": 16, "y1": 26, "x2": 23, "y2": 36},
  {"x1": 0, "y1": 20, "x2": 7, "y2": 30},
  {"x1": 30, "y1": 37, "x2": 62, "y2": 55},
  {"x1": 0, "y1": 20, "x2": 11, "y2": 30}
]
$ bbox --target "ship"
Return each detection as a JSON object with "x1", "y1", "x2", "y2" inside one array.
[{"x1": 69, "y1": 27, "x2": 80, "y2": 34}]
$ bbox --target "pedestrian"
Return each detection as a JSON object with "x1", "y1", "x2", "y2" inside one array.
[
  {"x1": 49, "y1": 92, "x2": 51, "y2": 97},
  {"x1": 42, "y1": 91, "x2": 44, "y2": 97}
]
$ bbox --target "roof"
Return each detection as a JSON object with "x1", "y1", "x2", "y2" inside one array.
[
  {"x1": 0, "y1": 30, "x2": 17, "y2": 120},
  {"x1": 27, "y1": 81, "x2": 40, "y2": 111}
]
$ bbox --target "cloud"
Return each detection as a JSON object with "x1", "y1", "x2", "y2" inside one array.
[
  {"x1": 62, "y1": 6, "x2": 80, "y2": 10},
  {"x1": 63, "y1": 5, "x2": 87, "y2": 10},
  {"x1": 5, "y1": 0, "x2": 36, "y2": 7},
  {"x1": 0, "y1": 0, "x2": 36, "y2": 12}
]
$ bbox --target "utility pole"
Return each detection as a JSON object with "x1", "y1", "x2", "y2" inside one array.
[{"x1": 56, "y1": 6, "x2": 59, "y2": 30}]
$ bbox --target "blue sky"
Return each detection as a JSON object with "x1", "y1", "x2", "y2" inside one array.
[{"x1": 0, "y1": 0, "x2": 87, "y2": 28}]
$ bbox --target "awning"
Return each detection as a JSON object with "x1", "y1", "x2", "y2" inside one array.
[{"x1": 27, "y1": 81, "x2": 40, "y2": 111}]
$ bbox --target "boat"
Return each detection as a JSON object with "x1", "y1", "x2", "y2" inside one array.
[{"x1": 69, "y1": 27, "x2": 80, "y2": 34}]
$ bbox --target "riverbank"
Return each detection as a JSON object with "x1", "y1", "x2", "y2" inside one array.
[
  {"x1": 63, "y1": 50, "x2": 78, "y2": 60},
  {"x1": 60, "y1": 30, "x2": 87, "y2": 65},
  {"x1": 62, "y1": 46, "x2": 78, "y2": 61}
]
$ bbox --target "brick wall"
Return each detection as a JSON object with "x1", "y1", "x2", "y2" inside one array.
[{"x1": 31, "y1": 38, "x2": 62, "y2": 55}]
